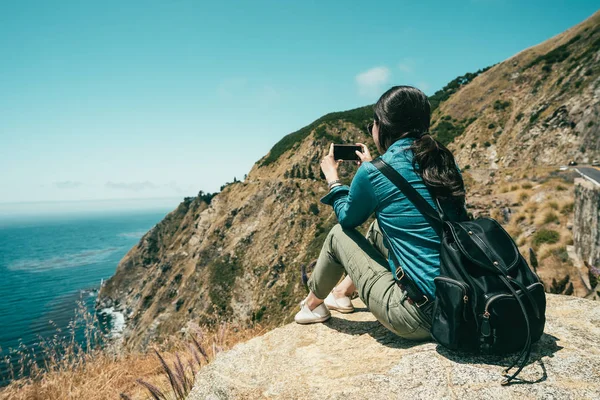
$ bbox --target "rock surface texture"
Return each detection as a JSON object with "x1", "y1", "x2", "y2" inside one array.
[
  {"x1": 189, "y1": 295, "x2": 600, "y2": 400},
  {"x1": 574, "y1": 179, "x2": 600, "y2": 274}
]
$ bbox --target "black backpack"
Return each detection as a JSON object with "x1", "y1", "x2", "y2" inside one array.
[{"x1": 373, "y1": 158, "x2": 546, "y2": 385}]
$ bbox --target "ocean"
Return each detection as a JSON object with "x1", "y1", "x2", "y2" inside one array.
[{"x1": 0, "y1": 209, "x2": 172, "y2": 385}]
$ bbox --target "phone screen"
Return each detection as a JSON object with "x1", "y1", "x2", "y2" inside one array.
[{"x1": 333, "y1": 145, "x2": 362, "y2": 161}]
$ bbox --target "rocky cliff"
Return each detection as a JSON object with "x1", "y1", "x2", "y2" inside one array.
[
  {"x1": 97, "y1": 114, "x2": 378, "y2": 349},
  {"x1": 97, "y1": 11, "x2": 600, "y2": 350},
  {"x1": 574, "y1": 178, "x2": 600, "y2": 300},
  {"x1": 188, "y1": 295, "x2": 600, "y2": 400}
]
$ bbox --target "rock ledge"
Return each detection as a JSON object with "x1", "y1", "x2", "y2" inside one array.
[{"x1": 189, "y1": 294, "x2": 600, "y2": 399}]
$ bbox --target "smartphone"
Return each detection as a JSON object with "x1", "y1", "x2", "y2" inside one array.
[{"x1": 333, "y1": 144, "x2": 362, "y2": 161}]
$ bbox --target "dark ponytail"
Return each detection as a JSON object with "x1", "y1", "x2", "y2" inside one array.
[{"x1": 374, "y1": 86, "x2": 465, "y2": 200}]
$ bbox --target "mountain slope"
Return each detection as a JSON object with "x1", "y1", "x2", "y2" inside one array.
[
  {"x1": 434, "y1": 12, "x2": 599, "y2": 168},
  {"x1": 97, "y1": 11, "x2": 600, "y2": 350},
  {"x1": 97, "y1": 110, "x2": 378, "y2": 349}
]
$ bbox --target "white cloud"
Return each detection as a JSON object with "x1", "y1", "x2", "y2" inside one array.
[
  {"x1": 54, "y1": 181, "x2": 83, "y2": 189},
  {"x1": 355, "y1": 66, "x2": 391, "y2": 97}
]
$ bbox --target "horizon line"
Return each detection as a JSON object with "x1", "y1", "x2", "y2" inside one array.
[{"x1": 0, "y1": 196, "x2": 189, "y2": 206}]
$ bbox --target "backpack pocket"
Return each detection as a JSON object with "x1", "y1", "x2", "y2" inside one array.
[
  {"x1": 431, "y1": 277, "x2": 474, "y2": 350},
  {"x1": 479, "y1": 282, "x2": 546, "y2": 354}
]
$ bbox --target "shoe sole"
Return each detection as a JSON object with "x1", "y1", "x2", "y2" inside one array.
[
  {"x1": 295, "y1": 314, "x2": 331, "y2": 324},
  {"x1": 325, "y1": 304, "x2": 354, "y2": 313}
]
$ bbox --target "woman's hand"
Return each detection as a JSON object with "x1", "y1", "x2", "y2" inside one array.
[
  {"x1": 320, "y1": 144, "x2": 342, "y2": 182},
  {"x1": 355, "y1": 143, "x2": 373, "y2": 166}
]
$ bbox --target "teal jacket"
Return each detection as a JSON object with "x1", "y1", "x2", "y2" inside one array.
[{"x1": 320, "y1": 137, "x2": 466, "y2": 300}]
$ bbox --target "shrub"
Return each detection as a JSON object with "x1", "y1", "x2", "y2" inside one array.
[
  {"x1": 521, "y1": 183, "x2": 533, "y2": 189},
  {"x1": 428, "y1": 66, "x2": 492, "y2": 112},
  {"x1": 487, "y1": 123, "x2": 496, "y2": 129},
  {"x1": 463, "y1": 165, "x2": 471, "y2": 170},
  {"x1": 432, "y1": 120, "x2": 466, "y2": 146},
  {"x1": 516, "y1": 113, "x2": 524, "y2": 122},
  {"x1": 259, "y1": 105, "x2": 373, "y2": 166},
  {"x1": 484, "y1": 141, "x2": 491, "y2": 147},
  {"x1": 525, "y1": 35, "x2": 579, "y2": 69},
  {"x1": 198, "y1": 190, "x2": 217, "y2": 205},
  {"x1": 561, "y1": 202, "x2": 574, "y2": 215},
  {"x1": 549, "y1": 275, "x2": 571, "y2": 294},
  {"x1": 524, "y1": 202, "x2": 538, "y2": 213},
  {"x1": 550, "y1": 247, "x2": 570, "y2": 263},
  {"x1": 547, "y1": 201, "x2": 559, "y2": 210},
  {"x1": 208, "y1": 257, "x2": 241, "y2": 314},
  {"x1": 532, "y1": 229, "x2": 560, "y2": 247},
  {"x1": 543, "y1": 211, "x2": 559, "y2": 224},
  {"x1": 556, "y1": 184, "x2": 566, "y2": 191},
  {"x1": 493, "y1": 100, "x2": 511, "y2": 111},
  {"x1": 308, "y1": 203, "x2": 320, "y2": 215},
  {"x1": 464, "y1": 117, "x2": 477, "y2": 126},
  {"x1": 518, "y1": 191, "x2": 529, "y2": 203}
]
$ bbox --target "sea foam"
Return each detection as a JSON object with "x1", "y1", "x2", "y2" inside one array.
[{"x1": 98, "y1": 307, "x2": 126, "y2": 338}]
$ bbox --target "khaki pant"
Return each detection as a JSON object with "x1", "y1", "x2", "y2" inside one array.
[{"x1": 308, "y1": 221, "x2": 433, "y2": 340}]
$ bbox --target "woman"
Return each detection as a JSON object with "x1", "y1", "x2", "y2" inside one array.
[{"x1": 294, "y1": 86, "x2": 467, "y2": 340}]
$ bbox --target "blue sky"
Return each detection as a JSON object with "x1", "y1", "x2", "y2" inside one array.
[{"x1": 1, "y1": 1, "x2": 598, "y2": 211}]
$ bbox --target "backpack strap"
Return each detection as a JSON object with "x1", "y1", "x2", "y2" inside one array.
[
  {"x1": 372, "y1": 158, "x2": 445, "y2": 235},
  {"x1": 499, "y1": 276, "x2": 533, "y2": 385}
]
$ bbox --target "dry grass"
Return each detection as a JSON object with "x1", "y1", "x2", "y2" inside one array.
[
  {"x1": 515, "y1": 190, "x2": 530, "y2": 204},
  {"x1": 523, "y1": 201, "x2": 538, "y2": 214},
  {"x1": 471, "y1": 167, "x2": 585, "y2": 295},
  {"x1": 0, "y1": 306, "x2": 266, "y2": 400}
]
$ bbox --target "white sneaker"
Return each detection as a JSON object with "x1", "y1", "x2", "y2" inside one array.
[
  {"x1": 294, "y1": 300, "x2": 331, "y2": 324},
  {"x1": 324, "y1": 292, "x2": 354, "y2": 313}
]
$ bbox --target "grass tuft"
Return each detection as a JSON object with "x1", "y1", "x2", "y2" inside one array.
[
  {"x1": 1, "y1": 306, "x2": 265, "y2": 400},
  {"x1": 532, "y1": 229, "x2": 560, "y2": 247}
]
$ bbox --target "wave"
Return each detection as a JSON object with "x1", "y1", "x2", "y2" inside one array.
[
  {"x1": 98, "y1": 307, "x2": 125, "y2": 338},
  {"x1": 7, "y1": 247, "x2": 121, "y2": 273},
  {"x1": 117, "y1": 230, "x2": 148, "y2": 239}
]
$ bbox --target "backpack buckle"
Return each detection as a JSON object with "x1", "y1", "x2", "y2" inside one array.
[
  {"x1": 394, "y1": 267, "x2": 405, "y2": 281},
  {"x1": 415, "y1": 295, "x2": 429, "y2": 308}
]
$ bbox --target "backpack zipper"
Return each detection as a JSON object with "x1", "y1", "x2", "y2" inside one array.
[
  {"x1": 483, "y1": 282, "x2": 543, "y2": 314},
  {"x1": 435, "y1": 276, "x2": 469, "y2": 304},
  {"x1": 481, "y1": 281, "x2": 544, "y2": 336},
  {"x1": 435, "y1": 276, "x2": 470, "y2": 321}
]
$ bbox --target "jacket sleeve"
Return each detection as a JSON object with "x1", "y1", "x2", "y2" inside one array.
[{"x1": 320, "y1": 164, "x2": 378, "y2": 229}]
